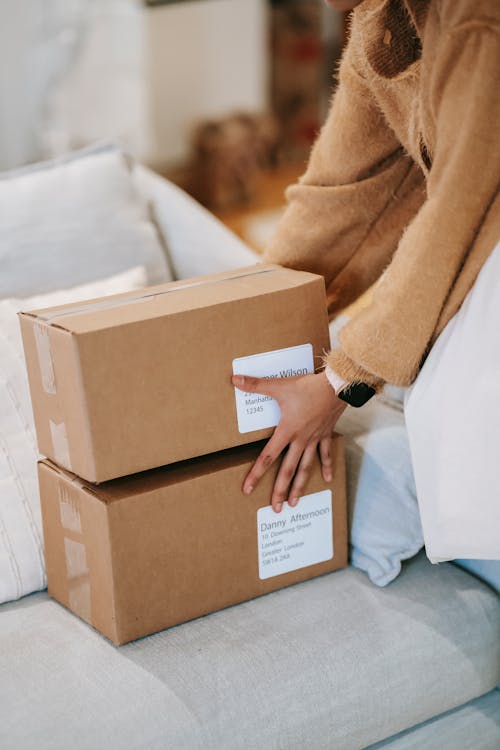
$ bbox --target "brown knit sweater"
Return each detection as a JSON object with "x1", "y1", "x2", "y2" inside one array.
[{"x1": 264, "y1": 0, "x2": 500, "y2": 389}]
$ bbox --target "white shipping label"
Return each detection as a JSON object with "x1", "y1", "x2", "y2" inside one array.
[
  {"x1": 257, "y1": 490, "x2": 333, "y2": 580},
  {"x1": 232, "y1": 343, "x2": 314, "y2": 433}
]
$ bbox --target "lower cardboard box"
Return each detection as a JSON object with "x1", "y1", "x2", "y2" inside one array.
[{"x1": 38, "y1": 436, "x2": 347, "y2": 645}]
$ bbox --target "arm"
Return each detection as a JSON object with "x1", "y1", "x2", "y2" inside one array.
[
  {"x1": 264, "y1": 29, "x2": 425, "y2": 318},
  {"x1": 328, "y1": 13, "x2": 500, "y2": 388},
  {"x1": 236, "y1": 7, "x2": 500, "y2": 513}
]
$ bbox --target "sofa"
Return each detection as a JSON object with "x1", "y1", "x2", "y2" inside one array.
[{"x1": 0, "y1": 149, "x2": 499, "y2": 750}]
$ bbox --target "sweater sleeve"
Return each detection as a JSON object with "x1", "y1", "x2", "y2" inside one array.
[
  {"x1": 328, "y1": 17, "x2": 500, "y2": 388},
  {"x1": 263, "y1": 33, "x2": 426, "y2": 320}
]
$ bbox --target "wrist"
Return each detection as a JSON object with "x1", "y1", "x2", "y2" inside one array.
[
  {"x1": 323, "y1": 364, "x2": 376, "y2": 408},
  {"x1": 324, "y1": 365, "x2": 347, "y2": 396}
]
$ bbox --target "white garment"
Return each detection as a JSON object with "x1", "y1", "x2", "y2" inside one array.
[{"x1": 405, "y1": 241, "x2": 500, "y2": 563}]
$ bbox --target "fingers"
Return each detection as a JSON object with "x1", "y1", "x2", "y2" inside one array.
[
  {"x1": 288, "y1": 443, "x2": 318, "y2": 508},
  {"x1": 242, "y1": 428, "x2": 289, "y2": 495},
  {"x1": 270, "y1": 442, "x2": 304, "y2": 513},
  {"x1": 319, "y1": 436, "x2": 333, "y2": 482},
  {"x1": 232, "y1": 374, "x2": 278, "y2": 398}
]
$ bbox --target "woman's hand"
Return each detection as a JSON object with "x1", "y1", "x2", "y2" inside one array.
[{"x1": 231, "y1": 371, "x2": 347, "y2": 513}]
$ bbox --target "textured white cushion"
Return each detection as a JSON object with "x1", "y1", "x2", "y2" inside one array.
[
  {"x1": 0, "y1": 144, "x2": 172, "y2": 298},
  {"x1": 0, "y1": 555, "x2": 498, "y2": 750},
  {"x1": 0, "y1": 266, "x2": 147, "y2": 604}
]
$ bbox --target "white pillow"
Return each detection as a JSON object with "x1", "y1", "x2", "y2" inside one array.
[
  {"x1": 0, "y1": 144, "x2": 172, "y2": 298},
  {"x1": 333, "y1": 319, "x2": 496, "y2": 590},
  {"x1": 0, "y1": 266, "x2": 147, "y2": 604}
]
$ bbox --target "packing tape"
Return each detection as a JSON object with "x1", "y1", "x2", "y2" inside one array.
[
  {"x1": 37, "y1": 266, "x2": 275, "y2": 324},
  {"x1": 63, "y1": 536, "x2": 88, "y2": 578},
  {"x1": 63, "y1": 537, "x2": 91, "y2": 622},
  {"x1": 50, "y1": 420, "x2": 72, "y2": 471},
  {"x1": 68, "y1": 580, "x2": 91, "y2": 624},
  {"x1": 33, "y1": 320, "x2": 56, "y2": 394},
  {"x1": 58, "y1": 484, "x2": 82, "y2": 534}
]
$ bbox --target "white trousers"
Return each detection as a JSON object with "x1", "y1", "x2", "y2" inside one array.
[{"x1": 405, "y1": 241, "x2": 500, "y2": 563}]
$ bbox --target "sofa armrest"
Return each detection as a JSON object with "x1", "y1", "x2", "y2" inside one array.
[{"x1": 133, "y1": 165, "x2": 259, "y2": 280}]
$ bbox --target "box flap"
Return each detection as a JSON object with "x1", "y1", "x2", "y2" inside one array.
[
  {"x1": 38, "y1": 459, "x2": 102, "y2": 500},
  {"x1": 39, "y1": 434, "x2": 343, "y2": 506},
  {"x1": 83, "y1": 441, "x2": 269, "y2": 502},
  {"x1": 18, "y1": 265, "x2": 325, "y2": 334}
]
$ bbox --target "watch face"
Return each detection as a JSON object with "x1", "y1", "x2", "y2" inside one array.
[{"x1": 338, "y1": 381, "x2": 376, "y2": 407}]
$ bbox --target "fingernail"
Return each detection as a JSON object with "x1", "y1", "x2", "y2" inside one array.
[
  {"x1": 274, "y1": 502, "x2": 283, "y2": 513},
  {"x1": 244, "y1": 484, "x2": 254, "y2": 495},
  {"x1": 289, "y1": 497, "x2": 299, "y2": 507},
  {"x1": 325, "y1": 471, "x2": 332, "y2": 481},
  {"x1": 233, "y1": 375, "x2": 244, "y2": 387}
]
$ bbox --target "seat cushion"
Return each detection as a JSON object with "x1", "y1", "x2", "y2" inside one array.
[
  {"x1": 367, "y1": 689, "x2": 500, "y2": 750},
  {"x1": 0, "y1": 554, "x2": 498, "y2": 750}
]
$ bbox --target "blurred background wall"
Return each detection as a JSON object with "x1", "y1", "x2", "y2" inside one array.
[
  {"x1": 0, "y1": 0, "x2": 85, "y2": 170},
  {"x1": 146, "y1": 0, "x2": 269, "y2": 169},
  {"x1": 0, "y1": 0, "x2": 269, "y2": 171},
  {"x1": 0, "y1": 0, "x2": 342, "y2": 173}
]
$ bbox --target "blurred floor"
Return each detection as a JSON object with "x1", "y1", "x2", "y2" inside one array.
[{"x1": 212, "y1": 164, "x2": 303, "y2": 253}]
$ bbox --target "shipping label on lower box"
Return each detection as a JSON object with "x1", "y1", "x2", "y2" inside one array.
[
  {"x1": 232, "y1": 343, "x2": 314, "y2": 433},
  {"x1": 257, "y1": 489, "x2": 333, "y2": 579}
]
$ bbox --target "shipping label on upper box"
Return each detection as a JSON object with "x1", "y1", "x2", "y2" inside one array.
[
  {"x1": 232, "y1": 343, "x2": 314, "y2": 433},
  {"x1": 257, "y1": 490, "x2": 334, "y2": 579}
]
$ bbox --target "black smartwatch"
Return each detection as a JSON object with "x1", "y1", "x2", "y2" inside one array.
[{"x1": 337, "y1": 381, "x2": 376, "y2": 408}]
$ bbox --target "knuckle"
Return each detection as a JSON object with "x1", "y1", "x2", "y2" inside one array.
[
  {"x1": 300, "y1": 458, "x2": 314, "y2": 472},
  {"x1": 261, "y1": 453, "x2": 274, "y2": 468},
  {"x1": 297, "y1": 464, "x2": 309, "y2": 480},
  {"x1": 293, "y1": 475, "x2": 307, "y2": 493},
  {"x1": 292, "y1": 436, "x2": 307, "y2": 451},
  {"x1": 276, "y1": 481, "x2": 289, "y2": 497},
  {"x1": 281, "y1": 465, "x2": 294, "y2": 481},
  {"x1": 277, "y1": 420, "x2": 291, "y2": 436}
]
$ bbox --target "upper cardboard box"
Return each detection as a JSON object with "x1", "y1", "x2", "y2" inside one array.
[{"x1": 19, "y1": 264, "x2": 330, "y2": 482}]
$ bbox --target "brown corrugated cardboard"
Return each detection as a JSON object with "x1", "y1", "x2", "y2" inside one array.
[
  {"x1": 38, "y1": 436, "x2": 347, "y2": 645},
  {"x1": 20, "y1": 264, "x2": 330, "y2": 483}
]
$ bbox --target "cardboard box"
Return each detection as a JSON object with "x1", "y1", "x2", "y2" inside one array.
[
  {"x1": 38, "y1": 436, "x2": 347, "y2": 645},
  {"x1": 19, "y1": 264, "x2": 330, "y2": 483}
]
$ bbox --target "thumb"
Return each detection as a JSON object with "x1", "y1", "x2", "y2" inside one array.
[{"x1": 231, "y1": 374, "x2": 278, "y2": 398}]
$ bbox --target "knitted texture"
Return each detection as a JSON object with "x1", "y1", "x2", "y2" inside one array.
[{"x1": 264, "y1": 0, "x2": 500, "y2": 387}]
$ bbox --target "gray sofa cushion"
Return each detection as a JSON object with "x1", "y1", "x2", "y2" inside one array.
[
  {"x1": 0, "y1": 554, "x2": 498, "y2": 750},
  {"x1": 368, "y1": 689, "x2": 500, "y2": 750}
]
